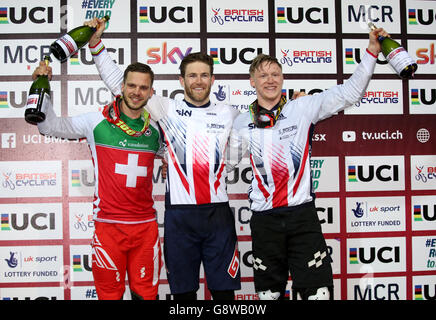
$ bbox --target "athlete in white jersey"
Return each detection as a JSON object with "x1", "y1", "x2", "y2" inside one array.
[
  {"x1": 86, "y1": 18, "x2": 241, "y2": 300},
  {"x1": 228, "y1": 27, "x2": 389, "y2": 300}
]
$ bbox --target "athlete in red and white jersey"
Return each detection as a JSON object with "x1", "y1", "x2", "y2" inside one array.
[
  {"x1": 229, "y1": 50, "x2": 376, "y2": 212},
  {"x1": 33, "y1": 60, "x2": 164, "y2": 299},
  {"x1": 37, "y1": 75, "x2": 163, "y2": 225}
]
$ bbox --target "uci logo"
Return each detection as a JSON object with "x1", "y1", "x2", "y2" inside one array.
[
  {"x1": 0, "y1": 213, "x2": 55, "y2": 231},
  {"x1": 414, "y1": 284, "x2": 436, "y2": 300},
  {"x1": 71, "y1": 169, "x2": 95, "y2": 187},
  {"x1": 413, "y1": 204, "x2": 436, "y2": 222},
  {"x1": 410, "y1": 88, "x2": 436, "y2": 105},
  {"x1": 348, "y1": 165, "x2": 399, "y2": 182},
  {"x1": 72, "y1": 254, "x2": 93, "y2": 272},
  {"x1": 278, "y1": 7, "x2": 329, "y2": 24},
  {"x1": 350, "y1": 246, "x2": 400, "y2": 264},
  {"x1": 409, "y1": 8, "x2": 436, "y2": 26},
  {"x1": 71, "y1": 47, "x2": 125, "y2": 66},
  {"x1": 2, "y1": 7, "x2": 54, "y2": 24},
  {"x1": 143, "y1": 6, "x2": 193, "y2": 24},
  {"x1": 210, "y1": 47, "x2": 263, "y2": 65},
  {"x1": 345, "y1": 48, "x2": 389, "y2": 66}
]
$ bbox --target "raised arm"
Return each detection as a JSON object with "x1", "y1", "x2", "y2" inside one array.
[
  {"x1": 32, "y1": 61, "x2": 90, "y2": 139},
  {"x1": 86, "y1": 18, "x2": 170, "y2": 122},
  {"x1": 86, "y1": 18, "x2": 123, "y2": 96},
  {"x1": 309, "y1": 27, "x2": 389, "y2": 122}
]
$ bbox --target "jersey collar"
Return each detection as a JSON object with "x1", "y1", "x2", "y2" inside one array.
[{"x1": 183, "y1": 99, "x2": 211, "y2": 109}]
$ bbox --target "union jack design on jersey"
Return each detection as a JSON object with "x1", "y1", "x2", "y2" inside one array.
[
  {"x1": 149, "y1": 96, "x2": 239, "y2": 206},
  {"x1": 229, "y1": 51, "x2": 377, "y2": 212}
]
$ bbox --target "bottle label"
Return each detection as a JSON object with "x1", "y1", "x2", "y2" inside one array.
[
  {"x1": 26, "y1": 92, "x2": 50, "y2": 113},
  {"x1": 26, "y1": 93, "x2": 40, "y2": 109},
  {"x1": 55, "y1": 34, "x2": 79, "y2": 57},
  {"x1": 386, "y1": 47, "x2": 416, "y2": 75}
]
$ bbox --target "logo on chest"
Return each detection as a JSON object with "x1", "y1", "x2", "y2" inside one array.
[{"x1": 176, "y1": 109, "x2": 192, "y2": 117}]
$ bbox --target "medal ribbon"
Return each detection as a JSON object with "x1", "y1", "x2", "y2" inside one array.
[
  {"x1": 102, "y1": 95, "x2": 150, "y2": 137},
  {"x1": 249, "y1": 95, "x2": 287, "y2": 128}
]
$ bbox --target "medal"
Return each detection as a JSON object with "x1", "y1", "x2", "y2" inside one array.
[
  {"x1": 102, "y1": 95, "x2": 150, "y2": 137},
  {"x1": 249, "y1": 95, "x2": 287, "y2": 128}
]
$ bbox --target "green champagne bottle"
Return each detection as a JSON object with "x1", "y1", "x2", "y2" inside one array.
[
  {"x1": 368, "y1": 22, "x2": 417, "y2": 79},
  {"x1": 50, "y1": 15, "x2": 110, "y2": 62},
  {"x1": 25, "y1": 56, "x2": 51, "y2": 124}
]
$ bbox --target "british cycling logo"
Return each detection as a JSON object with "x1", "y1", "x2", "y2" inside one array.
[
  {"x1": 280, "y1": 48, "x2": 333, "y2": 68},
  {"x1": 1, "y1": 171, "x2": 57, "y2": 190},
  {"x1": 281, "y1": 49, "x2": 293, "y2": 67},
  {"x1": 210, "y1": 8, "x2": 264, "y2": 25},
  {"x1": 2, "y1": 172, "x2": 15, "y2": 190},
  {"x1": 211, "y1": 8, "x2": 224, "y2": 25},
  {"x1": 415, "y1": 165, "x2": 436, "y2": 183}
]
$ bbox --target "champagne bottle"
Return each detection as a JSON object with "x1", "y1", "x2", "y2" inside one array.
[
  {"x1": 50, "y1": 15, "x2": 110, "y2": 62},
  {"x1": 368, "y1": 22, "x2": 417, "y2": 79},
  {"x1": 25, "y1": 56, "x2": 51, "y2": 124}
]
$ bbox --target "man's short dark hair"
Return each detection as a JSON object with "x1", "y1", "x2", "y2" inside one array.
[
  {"x1": 179, "y1": 52, "x2": 214, "y2": 77},
  {"x1": 123, "y1": 62, "x2": 154, "y2": 85}
]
